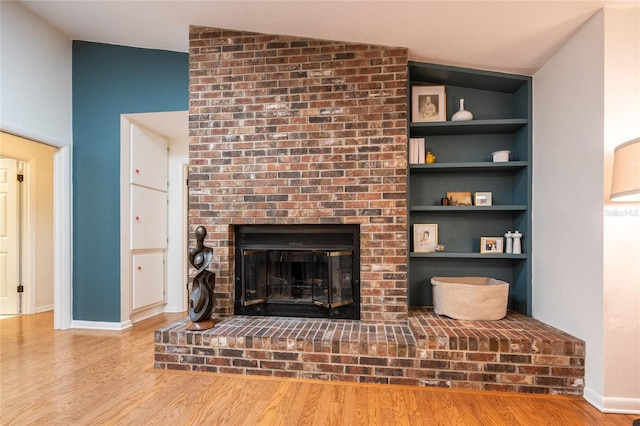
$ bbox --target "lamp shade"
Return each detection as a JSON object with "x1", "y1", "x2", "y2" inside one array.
[{"x1": 610, "y1": 137, "x2": 640, "y2": 201}]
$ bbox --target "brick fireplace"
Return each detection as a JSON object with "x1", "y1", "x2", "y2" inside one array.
[
  {"x1": 188, "y1": 26, "x2": 409, "y2": 323},
  {"x1": 155, "y1": 26, "x2": 585, "y2": 396}
]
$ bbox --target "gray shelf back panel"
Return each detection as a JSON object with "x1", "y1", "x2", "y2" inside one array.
[
  {"x1": 444, "y1": 85, "x2": 520, "y2": 120},
  {"x1": 410, "y1": 173, "x2": 517, "y2": 206},
  {"x1": 410, "y1": 211, "x2": 522, "y2": 253},
  {"x1": 418, "y1": 133, "x2": 518, "y2": 163},
  {"x1": 409, "y1": 257, "x2": 517, "y2": 307}
]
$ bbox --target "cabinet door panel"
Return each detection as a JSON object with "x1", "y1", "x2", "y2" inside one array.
[
  {"x1": 131, "y1": 186, "x2": 167, "y2": 249},
  {"x1": 132, "y1": 252, "x2": 165, "y2": 310},
  {"x1": 130, "y1": 124, "x2": 168, "y2": 191}
]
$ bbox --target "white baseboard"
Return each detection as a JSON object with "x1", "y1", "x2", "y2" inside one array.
[
  {"x1": 584, "y1": 386, "x2": 640, "y2": 414},
  {"x1": 130, "y1": 304, "x2": 165, "y2": 324},
  {"x1": 36, "y1": 304, "x2": 54, "y2": 313},
  {"x1": 71, "y1": 319, "x2": 132, "y2": 330},
  {"x1": 601, "y1": 396, "x2": 640, "y2": 414},
  {"x1": 163, "y1": 305, "x2": 183, "y2": 313}
]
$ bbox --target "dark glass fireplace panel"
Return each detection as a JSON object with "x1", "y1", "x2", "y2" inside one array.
[{"x1": 235, "y1": 225, "x2": 360, "y2": 320}]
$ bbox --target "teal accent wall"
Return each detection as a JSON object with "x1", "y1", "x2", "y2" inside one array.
[{"x1": 72, "y1": 41, "x2": 188, "y2": 322}]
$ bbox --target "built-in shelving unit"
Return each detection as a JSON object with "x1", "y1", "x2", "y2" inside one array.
[{"x1": 408, "y1": 61, "x2": 532, "y2": 315}]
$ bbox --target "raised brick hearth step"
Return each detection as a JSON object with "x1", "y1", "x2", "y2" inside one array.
[{"x1": 154, "y1": 308, "x2": 584, "y2": 395}]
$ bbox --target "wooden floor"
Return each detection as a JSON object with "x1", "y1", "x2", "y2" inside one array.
[{"x1": 1, "y1": 312, "x2": 637, "y2": 425}]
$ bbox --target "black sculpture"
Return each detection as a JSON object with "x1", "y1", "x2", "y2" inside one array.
[{"x1": 186, "y1": 226, "x2": 216, "y2": 330}]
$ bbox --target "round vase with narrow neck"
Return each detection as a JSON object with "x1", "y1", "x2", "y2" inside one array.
[{"x1": 451, "y1": 99, "x2": 473, "y2": 121}]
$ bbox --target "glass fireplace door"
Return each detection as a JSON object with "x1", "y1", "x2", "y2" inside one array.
[
  {"x1": 312, "y1": 251, "x2": 354, "y2": 309},
  {"x1": 241, "y1": 250, "x2": 267, "y2": 306},
  {"x1": 242, "y1": 250, "x2": 354, "y2": 309},
  {"x1": 235, "y1": 224, "x2": 360, "y2": 319}
]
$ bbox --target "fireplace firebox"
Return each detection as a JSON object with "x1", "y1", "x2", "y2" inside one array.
[{"x1": 234, "y1": 225, "x2": 360, "y2": 319}]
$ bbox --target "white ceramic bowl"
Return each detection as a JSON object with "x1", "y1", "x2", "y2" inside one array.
[{"x1": 492, "y1": 150, "x2": 510, "y2": 162}]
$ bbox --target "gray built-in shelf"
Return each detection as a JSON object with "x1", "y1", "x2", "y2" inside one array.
[{"x1": 408, "y1": 61, "x2": 532, "y2": 315}]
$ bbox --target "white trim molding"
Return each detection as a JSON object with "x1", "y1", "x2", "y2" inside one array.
[
  {"x1": 54, "y1": 145, "x2": 72, "y2": 329},
  {"x1": 71, "y1": 320, "x2": 132, "y2": 331},
  {"x1": 584, "y1": 386, "x2": 640, "y2": 414}
]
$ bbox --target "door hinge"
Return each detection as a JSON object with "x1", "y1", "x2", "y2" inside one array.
[
  {"x1": 17, "y1": 285, "x2": 24, "y2": 293},
  {"x1": 17, "y1": 174, "x2": 24, "y2": 182}
]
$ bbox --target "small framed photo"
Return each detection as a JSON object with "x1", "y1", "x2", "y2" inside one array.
[
  {"x1": 446, "y1": 191, "x2": 472, "y2": 206},
  {"x1": 412, "y1": 85, "x2": 446, "y2": 123},
  {"x1": 474, "y1": 192, "x2": 492, "y2": 206},
  {"x1": 414, "y1": 224, "x2": 438, "y2": 253},
  {"x1": 480, "y1": 237, "x2": 504, "y2": 254}
]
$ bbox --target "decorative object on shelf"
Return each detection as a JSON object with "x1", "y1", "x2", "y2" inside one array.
[
  {"x1": 431, "y1": 276, "x2": 509, "y2": 320},
  {"x1": 505, "y1": 231, "x2": 513, "y2": 254},
  {"x1": 480, "y1": 236, "x2": 504, "y2": 254},
  {"x1": 512, "y1": 231, "x2": 522, "y2": 254},
  {"x1": 435, "y1": 244, "x2": 446, "y2": 252},
  {"x1": 451, "y1": 98, "x2": 473, "y2": 121},
  {"x1": 440, "y1": 197, "x2": 450, "y2": 206},
  {"x1": 186, "y1": 225, "x2": 217, "y2": 331},
  {"x1": 413, "y1": 223, "x2": 438, "y2": 253},
  {"x1": 411, "y1": 85, "x2": 446, "y2": 122},
  {"x1": 409, "y1": 137, "x2": 425, "y2": 164},
  {"x1": 492, "y1": 150, "x2": 510, "y2": 162},
  {"x1": 426, "y1": 151, "x2": 436, "y2": 164},
  {"x1": 610, "y1": 137, "x2": 640, "y2": 201},
  {"x1": 474, "y1": 192, "x2": 492, "y2": 206},
  {"x1": 446, "y1": 191, "x2": 472, "y2": 206}
]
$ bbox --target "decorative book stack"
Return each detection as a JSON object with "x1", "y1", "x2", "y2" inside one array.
[{"x1": 409, "y1": 137, "x2": 425, "y2": 164}]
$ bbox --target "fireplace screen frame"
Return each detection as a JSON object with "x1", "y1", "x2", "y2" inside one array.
[{"x1": 234, "y1": 224, "x2": 360, "y2": 320}]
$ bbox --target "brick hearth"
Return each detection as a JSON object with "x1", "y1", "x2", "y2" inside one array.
[{"x1": 155, "y1": 308, "x2": 584, "y2": 395}]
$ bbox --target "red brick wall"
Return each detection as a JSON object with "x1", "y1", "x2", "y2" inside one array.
[{"x1": 188, "y1": 26, "x2": 408, "y2": 323}]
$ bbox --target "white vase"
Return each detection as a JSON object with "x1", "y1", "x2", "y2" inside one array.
[
  {"x1": 505, "y1": 231, "x2": 513, "y2": 254},
  {"x1": 451, "y1": 99, "x2": 473, "y2": 121},
  {"x1": 512, "y1": 231, "x2": 522, "y2": 254}
]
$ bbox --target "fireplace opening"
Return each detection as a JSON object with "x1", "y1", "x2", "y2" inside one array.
[{"x1": 234, "y1": 225, "x2": 360, "y2": 319}]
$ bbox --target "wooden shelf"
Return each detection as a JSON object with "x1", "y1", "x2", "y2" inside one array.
[
  {"x1": 410, "y1": 205, "x2": 527, "y2": 212},
  {"x1": 409, "y1": 119, "x2": 528, "y2": 136},
  {"x1": 410, "y1": 161, "x2": 528, "y2": 173},
  {"x1": 410, "y1": 252, "x2": 528, "y2": 260},
  {"x1": 409, "y1": 61, "x2": 530, "y2": 92}
]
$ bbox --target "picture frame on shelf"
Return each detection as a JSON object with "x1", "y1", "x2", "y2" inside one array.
[
  {"x1": 413, "y1": 224, "x2": 438, "y2": 253},
  {"x1": 446, "y1": 191, "x2": 472, "y2": 206},
  {"x1": 474, "y1": 192, "x2": 492, "y2": 206},
  {"x1": 412, "y1": 85, "x2": 446, "y2": 123},
  {"x1": 480, "y1": 237, "x2": 504, "y2": 254}
]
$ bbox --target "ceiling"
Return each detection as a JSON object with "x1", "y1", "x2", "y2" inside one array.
[{"x1": 17, "y1": 0, "x2": 639, "y2": 76}]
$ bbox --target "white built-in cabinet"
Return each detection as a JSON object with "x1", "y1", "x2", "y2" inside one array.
[{"x1": 128, "y1": 124, "x2": 168, "y2": 312}]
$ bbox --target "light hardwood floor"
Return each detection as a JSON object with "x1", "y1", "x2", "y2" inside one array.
[{"x1": 1, "y1": 312, "x2": 637, "y2": 425}]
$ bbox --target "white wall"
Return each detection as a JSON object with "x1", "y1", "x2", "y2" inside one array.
[
  {"x1": 534, "y1": 8, "x2": 640, "y2": 413},
  {"x1": 0, "y1": 1, "x2": 72, "y2": 148},
  {"x1": 166, "y1": 137, "x2": 188, "y2": 313},
  {"x1": 602, "y1": 8, "x2": 640, "y2": 413},
  {"x1": 0, "y1": 132, "x2": 56, "y2": 313},
  {"x1": 533, "y1": 9, "x2": 605, "y2": 402},
  {"x1": 1, "y1": 1, "x2": 73, "y2": 328}
]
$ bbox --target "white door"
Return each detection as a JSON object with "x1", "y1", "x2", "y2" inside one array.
[{"x1": 0, "y1": 158, "x2": 20, "y2": 314}]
